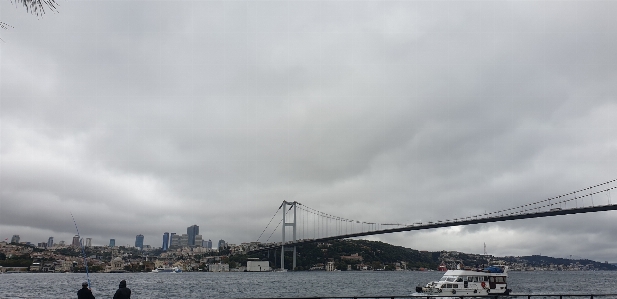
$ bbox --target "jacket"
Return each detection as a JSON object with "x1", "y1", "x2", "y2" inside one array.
[
  {"x1": 113, "y1": 281, "x2": 131, "y2": 299},
  {"x1": 77, "y1": 287, "x2": 95, "y2": 299}
]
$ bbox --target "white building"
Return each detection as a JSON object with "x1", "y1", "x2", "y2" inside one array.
[
  {"x1": 326, "y1": 261, "x2": 336, "y2": 271},
  {"x1": 247, "y1": 261, "x2": 270, "y2": 272}
]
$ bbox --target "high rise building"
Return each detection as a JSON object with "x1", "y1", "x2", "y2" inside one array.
[
  {"x1": 195, "y1": 234, "x2": 203, "y2": 247},
  {"x1": 11, "y1": 235, "x2": 20, "y2": 243},
  {"x1": 85, "y1": 238, "x2": 92, "y2": 247},
  {"x1": 47, "y1": 237, "x2": 54, "y2": 248},
  {"x1": 180, "y1": 234, "x2": 189, "y2": 247},
  {"x1": 218, "y1": 239, "x2": 226, "y2": 250},
  {"x1": 170, "y1": 233, "x2": 180, "y2": 248},
  {"x1": 205, "y1": 239, "x2": 212, "y2": 249},
  {"x1": 187, "y1": 225, "x2": 199, "y2": 246},
  {"x1": 135, "y1": 234, "x2": 144, "y2": 249},
  {"x1": 109, "y1": 239, "x2": 116, "y2": 247},
  {"x1": 72, "y1": 235, "x2": 81, "y2": 247},
  {"x1": 162, "y1": 232, "x2": 169, "y2": 251}
]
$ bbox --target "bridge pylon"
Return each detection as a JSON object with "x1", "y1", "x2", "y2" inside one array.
[{"x1": 281, "y1": 200, "x2": 297, "y2": 271}]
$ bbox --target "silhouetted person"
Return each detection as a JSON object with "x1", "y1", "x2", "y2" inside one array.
[
  {"x1": 77, "y1": 282, "x2": 95, "y2": 299},
  {"x1": 113, "y1": 280, "x2": 131, "y2": 299}
]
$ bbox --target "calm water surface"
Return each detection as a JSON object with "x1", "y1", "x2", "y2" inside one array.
[{"x1": 1, "y1": 271, "x2": 617, "y2": 299}]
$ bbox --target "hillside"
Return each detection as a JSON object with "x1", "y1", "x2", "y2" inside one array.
[{"x1": 248, "y1": 239, "x2": 616, "y2": 271}]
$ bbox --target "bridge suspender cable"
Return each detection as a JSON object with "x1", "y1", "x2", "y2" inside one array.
[{"x1": 256, "y1": 204, "x2": 283, "y2": 242}]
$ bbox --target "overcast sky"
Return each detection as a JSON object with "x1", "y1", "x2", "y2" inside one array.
[{"x1": 1, "y1": 0, "x2": 617, "y2": 262}]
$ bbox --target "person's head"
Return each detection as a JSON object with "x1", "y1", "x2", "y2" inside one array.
[
  {"x1": 119, "y1": 280, "x2": 127, "y2": 288},
  {"x1": 82, "y1": 282, "x2": 89, "y2": 288}
]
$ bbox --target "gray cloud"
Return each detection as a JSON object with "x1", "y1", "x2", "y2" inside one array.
[{"x1": 1, "y1": 0, "x2": 617, "y2": 261}]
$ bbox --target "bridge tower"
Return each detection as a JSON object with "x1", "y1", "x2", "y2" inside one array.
[{"x1": 281, "y1": 200, "x2": 297, "y2": 270}]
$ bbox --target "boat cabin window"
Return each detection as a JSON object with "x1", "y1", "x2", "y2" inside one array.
[
  {"x1": 442, "y1": 284, "x2": 459, "y2": 289},
  {"x1": 455, "y1": 277, "x2": 463, "y2": 282},
  {"x1": 442, "y1": 277, "x2": 456, "y2": 282},
  {"x1": 495, "y1": 276, "x2": 506, "y2": 283},
  {"x1": 484, "y1": 276, "x2": 489, "y2": 281}
]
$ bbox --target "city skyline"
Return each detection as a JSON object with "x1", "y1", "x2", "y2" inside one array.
[{"x1": 4, "y1": 223, "x2": 227, "y2": 250}]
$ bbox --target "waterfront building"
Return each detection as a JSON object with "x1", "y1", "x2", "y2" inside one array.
[
  {"x1": 247, "y1": 260, "x2": 270, "y2": 272},
  {"x1": 187, "y1": 225, "x2": 199, "y2": 246},
  {"x1": 326, "y1": 261, "x2": 335, "y2": 271},
  {"x1": 109, "y1": 239, "x2": 115, "y2": 247},
  {"x1": 11, "y1": 235, "x2": 20, "y2": 243},
  {"x1": 162, "y1": 232, "x2": 169, "y2": 251},
  {"x1": 135, "y1": 234, "x2": 144, "y2": 249},
  {"x1": 72, "y1": 235, "x2": 81, "y2": 247},
  {"x1": 47, "y1": 237, "x2": 54, "y2": 248}
]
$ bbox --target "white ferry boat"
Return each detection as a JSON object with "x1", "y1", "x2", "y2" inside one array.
[
  {"x1": 414, "y1": 265, "x2": 511, "y2": 296},
  {"x1": 151, "y1": 266, "x2": 182, "y2": 273}
]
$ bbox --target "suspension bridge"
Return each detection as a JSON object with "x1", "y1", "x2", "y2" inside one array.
[{"x1": 250, "y1": 179, "x2": 617, "y2": 270}]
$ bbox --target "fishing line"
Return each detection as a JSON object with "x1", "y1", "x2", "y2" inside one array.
[{"x1": 71, "y1": 213, "x2": 91, "y2": 289}]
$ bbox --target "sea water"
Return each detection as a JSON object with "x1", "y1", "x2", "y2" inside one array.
[{"x1": 1, "y1": 270, "x2": 617, "y2": 299}]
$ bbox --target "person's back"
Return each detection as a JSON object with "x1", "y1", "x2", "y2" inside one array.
[
  {"x1": 113, "y1": 280, "x2": 131, "y2": 299},
  {"x1": 77, "y1": 282, "x2": 95, "y2": 299}
]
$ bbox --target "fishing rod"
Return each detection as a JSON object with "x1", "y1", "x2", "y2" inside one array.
[{"x1": 71, "y1": 213, "x2": 91, "y2": 289}]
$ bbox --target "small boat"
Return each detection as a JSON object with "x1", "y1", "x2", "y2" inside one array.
[
  {"x1": 151, "y1": 266, "x2": 182, "y2": 273},
  {"x1": 414, "y1": 265, "x2": 511, "y2": 296}
]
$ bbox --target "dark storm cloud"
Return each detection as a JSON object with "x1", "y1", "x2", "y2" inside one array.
[{"x1": 1, "y1": 0, "x2": 617, "y2": 261}]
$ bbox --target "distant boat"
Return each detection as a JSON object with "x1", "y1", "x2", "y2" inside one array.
[{"x1": 151, "y1": 266, "x2": 182, "y2": 273}]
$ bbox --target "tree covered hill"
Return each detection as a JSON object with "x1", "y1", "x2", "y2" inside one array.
[
  {"x1": 251, "y1": 239, "x2": 439, "y2": 271},
  {"x1": 248, "y1": 239, "x2": 616, "y2": 271}
]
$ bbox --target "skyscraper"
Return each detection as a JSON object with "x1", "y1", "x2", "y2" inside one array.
[
  {"x1": 195, "y1": 234, "x2": 203, "y2": 247},
  {"x1": 135, "y1": 234, "x2": 144, "y2": 249},
  {"x1": 205, "y1": 239, "x2": 212, "y2": 249},
  {"x1": 47, "y1": 237, "x2": 54, "y2": 248},
  {"x1": 162, "y1": 232, "x2": 169, "y2": 251},
  {"x1": 179, "y1": 234, "x2": 189, "y2": 247},
  {"x1": 85, "y1": 238, "x2": 92, "y2": 247},
  {"x1": 170, "y1": 233, "x2": 180, "y2": 248},
  {"x1": 187, "y1": 225, "x2": 199, "y2": 246},
  {"x1": 11, "y1": 235, "x2": 20, "y2": 243},
  {"x1": 109, "y1": 239, "x2": 115, "y2": 247},
  {"x1": 72, "y1": 235, "x2": 81, "y2": 247},
  {"x1": 218, "y1": 239, "x2": 226, "y2": 250}
]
